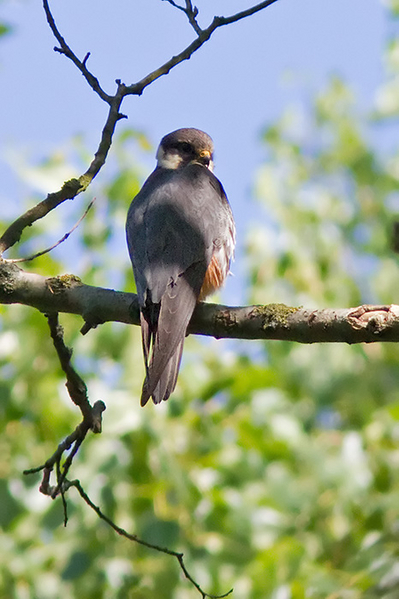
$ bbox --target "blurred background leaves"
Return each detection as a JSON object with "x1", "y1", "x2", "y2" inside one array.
[{"x1": 2, "y1": 3, "x2": 399, "y2": 599}]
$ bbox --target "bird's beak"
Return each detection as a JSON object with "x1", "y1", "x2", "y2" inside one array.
[{"x1": 198, "y1": 150, "x2": 213, "y2": 169}]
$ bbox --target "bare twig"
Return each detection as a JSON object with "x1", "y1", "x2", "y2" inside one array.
[
  {"x1": 71, "y1": 479, "x2": 233, "y2": 599},
  {"x1": 0, "y1": 0, "x2": 279, "y2": 255},
  {"x1": 42, "y1": 0, "x2": 111, "y2": 103},
  {"x1": 0, "y1": 178, "x2": 80, "y2": 255},
  {"x1": 46, "y1": 312, "x2": 92, "y2": 418},
  {"x1": 23, "y1": 399, "x2": 105, "y2": 498},
  {"x1": 128, "y1": 0, "x2": 279, "y2": 94},
  {"x1": 0, "y1": 88, "x2": 126, "y2": 256},
  {"x1": 45, "y1": 0, "x2": 280, "y2": 100},
  {"x1": 23, "y1": 313, "x2": 106, "y2": 500},
  {"x1": 4, "y1": 199, "x2": 95, "y2": 263},
  {"x1": 163, "y1": 0, "x2": 202, "y2": 34},
  {"x1": 41, "y1": 0, "x2": 280, "y2": 103},
  {"x1": 216, "y1": 0, "x2": 280, "y2": 27},
  {"x1": 184, "y1": 0, "x2": 201, "y2": 33},
  {"x1": 22, "y1": 311, "x2": 231, "y2": 596},
  {"x1": 162, "y1": 0, "x2": 185, "y2": 12}
]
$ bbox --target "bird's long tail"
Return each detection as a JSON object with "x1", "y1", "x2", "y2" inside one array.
[
  {"x1": 141, "y1": 337, "x2": 184, "y2": 405},
  {"x1": 139, "y1": 262, "x2": 205, "y2": 406}
]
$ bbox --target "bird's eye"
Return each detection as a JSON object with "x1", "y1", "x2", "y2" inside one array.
[{"x1": 179, "y1": 142, "x2": 192, "y2": 153}]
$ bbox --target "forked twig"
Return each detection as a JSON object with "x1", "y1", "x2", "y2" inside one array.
[
  {"x1": 163, "y1": 0, "x2": 202, "y2": 34},
  {"x1": 12, "y1": 2, "x2": 281, "y2": 590},
  {"x1": 128, "y1": 0, "x2": 280, "y2": 94},
  {"x1": 0, "y1": 0, "x2": 279, "y2": 256},
  {"x1": 22, "y1": 312, "x2": 232, "y2": 596},
  {"x1": 71, "y1": 479, "x2": 233, "y2": 599},
  {"x1": 23, "y1": 313, "x2": 106, "y2": 504},
  {"x1": 42, "y1": 0, "x2": 111, "y2": 103}
]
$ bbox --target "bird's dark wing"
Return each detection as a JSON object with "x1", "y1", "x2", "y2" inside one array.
[{"x1": 126, "y1": 164, "x2": 233, "y2": 405}]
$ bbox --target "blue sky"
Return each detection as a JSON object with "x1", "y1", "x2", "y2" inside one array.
[{"x1": 0, "y1": 0, "x2": 390, "y2": 300}]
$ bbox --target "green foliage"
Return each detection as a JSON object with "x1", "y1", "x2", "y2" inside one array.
[
  {"x1": 0, "y1": 0, "x2": 12, "y2": 46},
  {"x1": 3, "y1": 29, "x2": 399, "y2": 599},
  {"x1": 0, "y1": 23, "x2": 11, "y2": 37}
]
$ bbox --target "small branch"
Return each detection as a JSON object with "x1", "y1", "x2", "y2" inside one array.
[
  {"x1": 42, "y1": 0, "x2": 111, "y2": 103},
  {"x1": 215, "y1": 0, "x2": 280, "y2": 27},
  {"x1": 0, "y1": 178, "x2": 81, "y2": 255},
  {"x1": 23, "y1": 310, "x2": 230, "y2": 597},
  {"x1": 42, "y1": 0, "x2": 280, "y2": 101},
  {"x1": 0, "y1": 87, "x2": 126, "y2": 256},
  {"x1": 163, "y1": 0, "x2": 202, "y2": 34},
  {"x1": 128, "y1": 0, "x2": 279, "y2": 94},
  {"x1": 4, "y1": 199, "x2": 95, "y2": 263},
  {"x1": 162, "y1": 0, "x2": 186, "y2": 13},
  {"x1": 126, "y1": 31, "x2": 214, "y2": 94},
  {"x1": 23, "y1": 404, "x2": 104, "y2": 497},
  {"x1": 24, "y1": 313, "x2": 106, "y2": 501},
  {"x1": 185, "y1": 0, "x2": 201, "y2": 33},
  {"x1": 0, "y1": 0, "x2": 280, "y2": 256},
  {"x1": 46, "y1": 312, "x2": 93, "y2": 418},
  {"x1": 83, "y1": 82, "x2": 127, "y2": 181},
  {"x1": 71, "y1": 479, "x2": 232, "y2": 599}
]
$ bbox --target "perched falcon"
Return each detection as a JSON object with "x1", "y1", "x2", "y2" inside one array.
[{"x1": 126, "y1": 128, "x2": 235, "y2": 406}]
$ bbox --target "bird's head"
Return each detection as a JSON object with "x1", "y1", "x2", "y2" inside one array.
[{"x1": 156, "y1": 128, "x2": 214, "y2": 171}]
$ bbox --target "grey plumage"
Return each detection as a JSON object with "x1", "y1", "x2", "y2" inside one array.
[{"x1": 126, "y1": 129, "x2": 235, "y2": 406}]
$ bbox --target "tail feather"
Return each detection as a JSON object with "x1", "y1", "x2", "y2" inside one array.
[
  {"x1": 141, "y1": 338, "x2": 184, "y2": 406},
  {"x1": 140, "y1": 312, "x2": 151, "y2": 370},
  {"x1": 139, "y1": 262, "x2": 205, "y2": 406}
]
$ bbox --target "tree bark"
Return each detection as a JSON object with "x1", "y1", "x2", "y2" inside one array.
[{"x1": 2, "y1": 262, "x2": 399, "y2": 344}]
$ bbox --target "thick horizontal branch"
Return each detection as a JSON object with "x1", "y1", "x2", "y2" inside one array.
[
  {"x1": 1, "y1": 263, "x2": 399, "y2": 344},
  {"x1": 0, "y1": 263, "x2": 139, "y2": 329}
]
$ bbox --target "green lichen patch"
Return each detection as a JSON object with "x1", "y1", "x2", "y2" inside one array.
[
  {"x1": 46, "y1": 274, "x2": 82, "y2": 294},
  {"x1": 253, "y1": 303, "x2": 301, "y2": 330}
]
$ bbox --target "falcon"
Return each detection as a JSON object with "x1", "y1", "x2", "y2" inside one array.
[{"x1": 126, "y1": 128, "x2": 235, "y2": 406}]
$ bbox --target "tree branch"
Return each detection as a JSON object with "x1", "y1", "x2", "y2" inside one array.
[
  {"x1": 0, "y1": 0, "x2": 280, "y2": 255},
  {"x1": 22, "y1": 308, "x2": 231, "y2": 598},
  {"x1": 21, "y1": 315, "x2": 231, "y2": 598},
  {"x1": 215, "y1": 0, "x2": 280, "y2": 27},
  {"x1": 162, "y1": 0, "x2": 202, "y2": 35},
  {"x1": 23, "y1": 313, "x2": 106, "y2": 507},
  {"x1": 70, "y1": 480, "x2": 233, "y2": 599},
  {"x1": 42, "y1": 0, "x2": 280, "y2": 100},
  {"x1": 0, "y1": 87, "x2": 126, "y2": 256},
  {"x1": 2, "y1": 263, "x2": 399, "y2": 344},
  {"x1": 3, "y1": 199, "x2": 95, "y2": 263},
  {"x1": 127, "y1": 0, "x2": 280, "y2": 95},
  {"x1": 42, "y1": 0, "x2": 112, "y2": 103}
]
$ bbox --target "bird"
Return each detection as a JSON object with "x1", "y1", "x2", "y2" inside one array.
[{"x1": 126, "y1": 128, "x2": 235, "y2": 406}]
